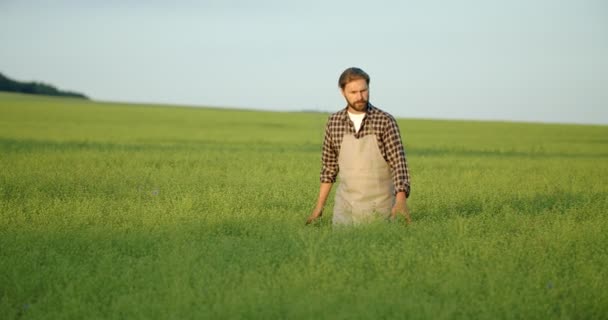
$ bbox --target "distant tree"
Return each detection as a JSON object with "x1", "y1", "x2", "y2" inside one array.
[{"x1": 0, "y1": 72, "x2": 89, "y2": 99}]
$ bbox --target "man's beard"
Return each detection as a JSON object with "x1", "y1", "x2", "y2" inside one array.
[{"x1": 348, "y1": 100, "x2": 368, "y2": 112}]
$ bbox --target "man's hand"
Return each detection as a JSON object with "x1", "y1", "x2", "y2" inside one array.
[
  {"x1": 306, "y1": 207, "x2": 323, "y2": 225},
  {"x1": 391, "y1": 192, "x2": 411, "y2": 224}
]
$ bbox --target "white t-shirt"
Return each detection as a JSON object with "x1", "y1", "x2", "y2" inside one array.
[{"x1": 348, "y1": 111, "x2": 366, "y2": 133}]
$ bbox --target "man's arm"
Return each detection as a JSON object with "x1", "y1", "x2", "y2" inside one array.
[
  {"x1": 306, "y1": 118, "x2": 338, "y2": 224},
  {"x1": 391, "y1": 191, "x2": 412, "y2": 224},
  {"x1": 383, "y1": 117, "x2": 411, "y2": 197},
  {"x1": 306, "y1": 182, "x2": 333, "y2": 224},
  {"x1": 383, "y1": 117, "x2": 412, "y2": 223}
]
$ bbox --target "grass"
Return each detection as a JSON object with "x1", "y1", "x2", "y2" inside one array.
[{"x1": 1, "y1": 92, "x2": 607, "y2": 319}]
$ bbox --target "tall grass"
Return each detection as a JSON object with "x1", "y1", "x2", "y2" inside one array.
[{"x1": 1, "y1": 92, "x2": 607, "y2": 319}]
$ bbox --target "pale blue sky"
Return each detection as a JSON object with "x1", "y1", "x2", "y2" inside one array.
[{"x1": 1, "y1": 0, "x2": 607, "y2": 124}]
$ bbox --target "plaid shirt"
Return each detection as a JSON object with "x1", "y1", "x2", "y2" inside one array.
[{"x1": 320, "y1": 104, "x2": 411, "y2": 197}]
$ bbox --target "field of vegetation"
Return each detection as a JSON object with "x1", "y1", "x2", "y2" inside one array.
[{"x1": 1, "y1": 92, "x2": 607, "y2": 319}]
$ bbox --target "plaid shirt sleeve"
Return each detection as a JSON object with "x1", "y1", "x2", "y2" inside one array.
[
  {"x1": 320, "y1": 118, "x2": 339, "y2": 183},
  {"x1": 382, "y1": 116, "x2": 411, "y2": 197}
]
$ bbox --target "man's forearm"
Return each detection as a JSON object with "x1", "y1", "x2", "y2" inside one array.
[
  {"x1": 395, "y1": 191, "x2": 407, "y2": 202},
  {"x1": 392, "y1": 191, "x2": 411, "y2": 224},
  {"x1": 315, "y1": 182, "x2": 333, "y2": 210}
]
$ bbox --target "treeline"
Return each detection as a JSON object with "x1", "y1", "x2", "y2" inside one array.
[{"x1": 0, "y1": 72, "x2": 89, "y2": 99}]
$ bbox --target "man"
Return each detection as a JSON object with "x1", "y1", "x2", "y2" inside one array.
[{"x1": 306, "y1": 67, "x2": 412, "y2": 225}]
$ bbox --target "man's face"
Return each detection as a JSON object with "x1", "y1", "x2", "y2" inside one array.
[{"x1": 342, "y1": 78, "x2": 369, "y2": 113}]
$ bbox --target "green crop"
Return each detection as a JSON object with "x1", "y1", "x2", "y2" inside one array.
[{"x1": 1, "y1": 92, "x2": 607, "y2": 319}]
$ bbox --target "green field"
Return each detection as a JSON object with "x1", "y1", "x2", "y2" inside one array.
[{"x1": 1, "y1": 92, "x2": 607, "y2": 319}]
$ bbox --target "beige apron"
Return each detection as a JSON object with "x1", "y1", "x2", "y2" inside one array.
[{"x1": 333, "y1": 134, "x2": 395, "y2": 225}]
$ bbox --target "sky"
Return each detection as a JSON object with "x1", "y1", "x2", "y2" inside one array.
[{"x1": 1, "y1": 0, "x2": 607, "y2": 124}]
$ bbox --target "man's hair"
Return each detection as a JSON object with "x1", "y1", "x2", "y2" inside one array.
[
  {"x1": 338, "y1": 67, "x2": 370, "y2": 89},
  {"x1": 338, "y1": 67, "x2": 369, "y2": 89}
]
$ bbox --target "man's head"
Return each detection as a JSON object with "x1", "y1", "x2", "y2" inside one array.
[{"x1": 339, "y1": 67, "x2": 370, "y2": 113}]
